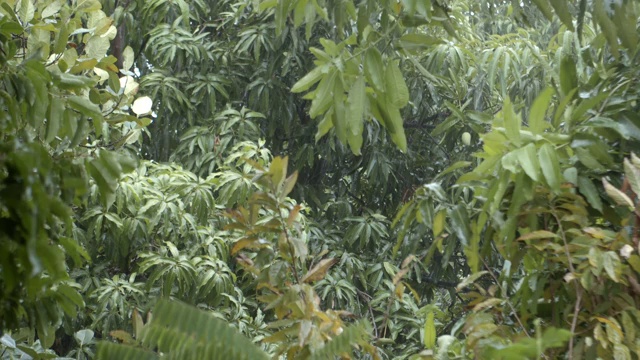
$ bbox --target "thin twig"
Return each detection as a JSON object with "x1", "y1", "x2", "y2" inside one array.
[
  {"x1": 480, "y1": 257, "x2": 530, "y2": 338},
  {"x1": 278, "y1": 206, "x2": 300, "y2": 283},
  {"x1": 356, "y1": 288, "x2": 378, "y2": 338},
  {"x1": 552, "y1": 212, "x2": 583, "y2": 360}
]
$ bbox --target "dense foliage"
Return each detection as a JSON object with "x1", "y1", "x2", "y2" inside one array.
[{"x1": 1, "y1": 0, "x2": 640, "y2": 359}]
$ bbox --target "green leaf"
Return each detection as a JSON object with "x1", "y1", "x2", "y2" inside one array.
[
  {"x1": 515, "y1": 143, "x2": 540, "y2": 181},
  {"x1": 346, "y1": 76, "x2": 366, "y2": 154},
  {"x1": 517, "y1": 230, "x2": 559, "y2": 241},
  {"x1": 45, "y1": 95, "x2": 64, "y2": 143},
  {"x1": 603, "y1": 251, "x2": 622, "y2": 282},
  {"x1": 549, "y1": 0, "x2": 574, "y2": 30},
  {"x1": 448, "y1": 204, "x2": 470, "y2": 246},
  {"x1": 503, "y1": 98, "x2": 521, "y2": 146},
  {"x1": 432, "y1": 210, "x2": 446, "y2": 237},
  {"x1": 528, "y1": 87, "x2": 554, "y2": 134},
  {"x1": 68, "y1": 95, "x2": 103, "y2": 121},
  {"x1": 578, "y1": 176, "x2": 603, "y2": 213},
  {"x1": 291, "y1": 65, "x2": 326, "y2": 93},
  {"x1": 385, "y1": 60, "x2": 409, "y2": 108},
  {"x1": 594, "y1": 0, "x2": 619, "y2": 58},
  {"x1": 531, "y1": 0, "x2": 554, "y2": 21},
  {"x1": 423, "y1": 311, "x2": 436, "y2": 349},
  {"x1": 398, "y1": 33, "x2": 443, "y2": 52},
  {"x1": 538, "y1": 143, "x2": 562, "y2": 193},
  {"x1": 379, "y1": 98, "x2": 407, "y2": 152},
  {"x1": 560, "y1": 56, "x2": 578, "y2": 96},
  {"x1": 364, "y1": 48, "x2": 385, "y2": 93},
  {"x1": 309, "y1": 69, "x2": 337, "y2": 118}
]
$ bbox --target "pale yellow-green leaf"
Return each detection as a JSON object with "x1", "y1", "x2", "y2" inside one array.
[
  {"x1": 515, "y1": 143, "x2": 540, "y2": 181},
  {"x1": 623, "y1": 158, "x2": 640, "y2": 199},
  {"x1": 85, "y1": 35, "x2": 110, "y2": 59},
  {"x1": 41, "y1": 0, "x2": 62, "y2": 18},
  {"x1": 18, "y1": 0, "x2": 35, "y2": 23},
  {"x1": 602, "y1": 178, "x2": 634, "y2": 210},
  {"x1": 101, "y1": 25, "x2": 117, "y2": 40},
  {"x1": 119, "y1": 76, "x2": 139, "y2": 96},
  {"x1": 423, "y1": 311, "x2": 436, "y2": 349},
  {"x1": 503, "y1": 97, "x2": 521, "y2": 146},
  {"x1": 93, "y1": 67, "x2": 109, "y2": 83},
  {"x1": 123, "y1": 46, "x2": 134, "y2": 71},
  {"x1": 432, "y1": 210, "x2": 446, "y2": 237}
]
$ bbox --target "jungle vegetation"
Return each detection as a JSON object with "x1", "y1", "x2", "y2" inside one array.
[{"x1": 1, "y1": 0, "x2": 640, "y2": 359}]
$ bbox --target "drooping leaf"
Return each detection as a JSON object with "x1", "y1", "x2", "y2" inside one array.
[
  {"x1": 602, "y1": 178, "x2": 634, "y2": 210},
  {"x1": 538, "y1": 143, "x2": 562, "y2": 193},
  {"x1": 385, "y1": 60, "x2": 409, "y2": 108},
  {"x1": 301, "y1": 258, "x2": 337, "y2": 283},
  {"x1": 364, "y1": 48, "x2": 385, "y2": 93}
]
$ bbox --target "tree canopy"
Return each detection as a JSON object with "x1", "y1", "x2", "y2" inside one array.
[{"x1": 1, "y1": 0, "x2": 640, "y2": 359}]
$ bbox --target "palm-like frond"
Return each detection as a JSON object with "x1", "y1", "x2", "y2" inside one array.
[{"x1": 96, "y1": 299, "x2": 269, "y2": 360}]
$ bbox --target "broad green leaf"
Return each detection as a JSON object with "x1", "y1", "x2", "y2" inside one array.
[
  {"x1": 18, "y1": 0, "x2": 35, "y2": 23},
  {"x1": 45, "y1": 95, "x2": 64, "y2": 143},
  {"x1": 123, "y1": 46, "x2": 134, "y2": 71},
  {"x1": 594, "y1": 0, "x2": 619, "y2": 58},
  {"x1": 578, "y1": 176, "x2": 603, "y2": 213},
  {"x1": 68, "y1": 95, "x2": 103, "y2": 121},
  {"x1": 385, "y1": 60, "x2": 409, "y2": 108},
  {"x1": 528, "y1": 87, "x2": 554, "y2": 134},
  {"x1": 603, "y1": 251, "x2": 622, "y2": 282},
  {"x1": 333, "y1": 82, "x2": 347, "y2": 144},
  {"x1": 346, "y1": 76, "x2": 365, "y2": 154},
  {"x1": 309, "y1": 69, "x2": 336, "y2": 118},
  {"x1": 291, "y1": 65, "x2": 326, "y2": 93},
  {"x1": 538, "y1": 143, "x2": 562, "y2": 192},
  {"x1": 315, "y1": 112, "x2": 333, "y2": 142},
  {"x1": 503, "y1": 98, "x2": 521, "y2": 146},
  {"x1": 515, "y1": 143, "x2": 540, "y2": 181},
  {"x1": 423, "y1": 311, "x2": 436, "y2": 349},
  {"x1": 549, "y1": 0, "x2": 574, "y2": 30},
  {"x1": 560, "y1": 56, "x2": 577, "y2": 96},
  {"x1": 364, "y1": 48, "x2": 384, "y2": 93},
  {"x1": 379, "y1": 98, "x2": 407, "y2": 152},
  {"x1": 614, "y1": 3, "x2": 638, "y2": 52},
  {"x1": 448, "y1": 204, "x2": 470, "y2": 246},
  {"x1": 85, "y1": 35, "x2": 110, "y2": 60},
  {"x1": 42, "y1": 0, "x2": 62, "y2": 18}
]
